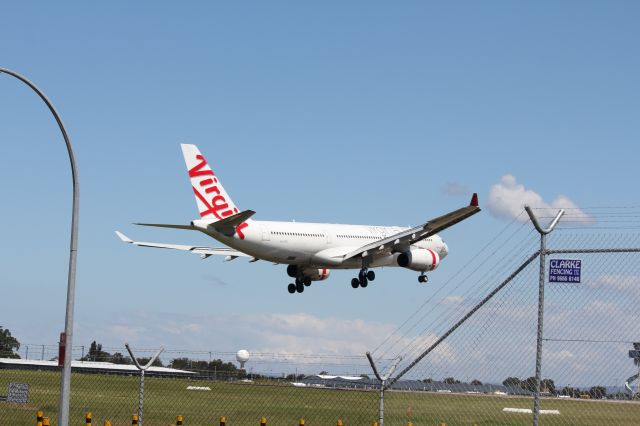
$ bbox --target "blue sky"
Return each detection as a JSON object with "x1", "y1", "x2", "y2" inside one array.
[{"x1": 1, "y1": 2, "x2": 639, "y2": 381}]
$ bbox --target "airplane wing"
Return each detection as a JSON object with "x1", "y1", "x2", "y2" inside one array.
[
  {"x1": 342, "y1": 193, "x2": 480, "y2": 261},
  {"x1": 115, "y1": 231, "x2": 251, "y2": 259}
]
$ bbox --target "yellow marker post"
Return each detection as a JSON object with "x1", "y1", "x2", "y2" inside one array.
[
  {"x1": 337, "y1": 420, "x2": 344, "y2": 426},
  {"x1": 42, "y1": 418, "x2": 50, "y2": 426},
  {"x1": 372, "y1": 422, "x2": 379, "y2": 426},
  {"x1": 220, "y1": 416, "x2": 227, "y2": 426},
  {"x1": 36, "y1": 411, "x2": 44, "y2": 424},
  {"x1": 299, "y1": 420, "x2": 305, "y2": 426},
  {"x1": 132, "y1": 414, "x2": 140, "y2": 425},
  {"x1": 408, "y1": 422, "x2": 413, "y2": 426},
  {"x1": 104, "y1": 422, "x2": 112, "y2": 426},
  {"x1": 177, "y1": 415, "x2": 183, "y2": 426},
  {"x1": 260, "y1": 417, "x2": 267, "y2": 425},
  {"x1": 85, "y1": 412, "x2": 93, "y2": 425}
]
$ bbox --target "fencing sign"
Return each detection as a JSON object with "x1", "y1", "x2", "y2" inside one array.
[
  {"x1": 549, "y1": 259, "x2": 581, "y2": 283},
  {"x1": 7, "y1": 382, "x2": 29, "y2": 404}
]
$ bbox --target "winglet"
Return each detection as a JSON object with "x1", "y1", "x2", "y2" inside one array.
[
  {"x1": 115, "y1": 231, "x2": 133, "y2": 243},
  {"x1": 470, "y1": 193, "x2": 479, "y2": 207}
]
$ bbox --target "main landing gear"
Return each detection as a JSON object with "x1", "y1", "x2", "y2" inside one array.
[
  {"x1": 287, "y1": 276, "x2": 312, "y2": 294},
  {"x1": 418, "y1": 272, "x2": 429, "y2": 283},
  {"x1": 351, "y1": 268, "x2": 375, "y2": 289}
]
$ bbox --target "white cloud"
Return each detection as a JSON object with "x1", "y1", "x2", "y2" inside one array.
[
  {"x1": 79, "y1": 311, "x2": 397, "y2": 360},
  {"x1": 441, "y1": 295, "x2": 464, "y2": 305},
  {"x1": 545, "y1": 349, "x2": 575, "y2": 362},
  {"x1": 487, "y1": 175, "x2": 595, "y2": 224},
  {"x1": 592, "y1": 274, "x2": 640, "y2": 291},
  {"x1": 443, "y1": 182, "x2": 470, "y2": 197}
]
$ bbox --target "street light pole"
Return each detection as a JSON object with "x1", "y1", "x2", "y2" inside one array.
[{"x1": 0, "y1": 67, "x2": 79, "y2": 426}]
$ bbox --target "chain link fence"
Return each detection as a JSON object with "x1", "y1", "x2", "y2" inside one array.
[
  {"x1": 3, "y1": 207, "x2": 640, "y2": 425},
  {"x1": 1, "y1": 347, "x2": 380, "y2": 425},
  {"x1": 368, "y1": 207, "x2": 640, "y2": 425}
]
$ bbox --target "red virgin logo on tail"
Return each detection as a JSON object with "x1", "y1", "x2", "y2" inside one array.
[
  {"x1": 189, "y1": 154, "x2": 249, "y2": 240},
  {"x1": 189, "y1": 155, "x2": 238, "y2": 220}
]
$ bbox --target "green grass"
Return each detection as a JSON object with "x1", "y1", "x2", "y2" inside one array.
[{"x1": 1, "y1": 370, "x2": 639, "y2": 425}]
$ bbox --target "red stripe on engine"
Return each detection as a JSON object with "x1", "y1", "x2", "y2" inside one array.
[{"x1": 428, "y1": 249, "x2": 437, "y2": 270}]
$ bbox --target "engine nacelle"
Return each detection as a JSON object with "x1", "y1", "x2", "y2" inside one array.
[
  {"x1": 397, "y1": 249, "x2": 440, "y2": 272},
  {"x1": 300, "y1": 267, "x2": 331, "y2": 281}
]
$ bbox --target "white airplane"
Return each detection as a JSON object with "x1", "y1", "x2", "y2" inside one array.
[{"x1": 116, "y1": 144, "x2": 480, "y2": 294}]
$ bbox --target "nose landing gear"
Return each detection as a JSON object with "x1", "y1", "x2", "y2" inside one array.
[{"x1": 418, "y1": 273, "x2": 429, "y2": 283}]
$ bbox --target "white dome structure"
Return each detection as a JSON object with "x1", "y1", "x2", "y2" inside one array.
[{"x1": 236, "y1": 349, "x2": 250, "y2": 369}]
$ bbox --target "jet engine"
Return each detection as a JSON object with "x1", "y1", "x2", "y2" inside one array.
[
  {"x1": 300, "y1": 267, "x2": 331, "y2": 281},
  {"x1": 397, "y1": 249, "x2": 440, "y2": 272}
]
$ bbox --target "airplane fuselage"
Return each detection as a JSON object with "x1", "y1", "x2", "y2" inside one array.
[{"x1": 193, "y1": 219, "x2": 448, "y2": 269}]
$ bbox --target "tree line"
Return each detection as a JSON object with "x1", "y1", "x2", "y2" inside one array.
[
  {"x1": 0, "y1": 326, "x2": 20, "y2": 359},
  {"x1": 502, "y1": 376, "x2": 608, "y2": 399},
  {"x1": 419, "y1": 374, "x2": 613, "y2": 400}
]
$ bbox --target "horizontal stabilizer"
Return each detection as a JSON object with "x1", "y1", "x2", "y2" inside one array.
[
  {"x1": 134, "y1": 223, "x2": 195, "y2": 230},
  {"x1": 210, "y1": 209, "x2": 255, "y2": 232}
]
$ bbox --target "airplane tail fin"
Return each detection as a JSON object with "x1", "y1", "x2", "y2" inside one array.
[{"x1": 181, "y1": 144, "x2": 240, "y2": 222}]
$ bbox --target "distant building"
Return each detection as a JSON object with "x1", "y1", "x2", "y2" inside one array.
[{"x1": 0, "y1": 357, "x2": 194, "y2": 377}]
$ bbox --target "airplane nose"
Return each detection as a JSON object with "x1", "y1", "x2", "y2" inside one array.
[{"x1": 440, "y1": 242, "x2": 449, "y2": 259}]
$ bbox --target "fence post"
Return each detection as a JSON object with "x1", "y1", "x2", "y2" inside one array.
[
  {"x1": 125, "y1": 343, "x2": 164, "y2": 426},
  {"x1": 525, "y1": 206, "x2": 564, "y2": 426},
  {"x1": 367, "y1": 352, "x2": 401, "y2": 426}
]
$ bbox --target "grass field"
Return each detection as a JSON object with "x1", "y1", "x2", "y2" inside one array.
[{"x1": 1, "y1": 370, "x2": 639, "y2": 425}]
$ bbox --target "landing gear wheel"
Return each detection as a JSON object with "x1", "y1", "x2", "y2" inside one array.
[
  {"x1": 357, "y1": 269, "x2": 369, "y2": 287},
  {"x1": 303, "y1": 277, "x2": 312, "y2": 286},
  {"x1": 418, "y1": 275, "x2": 428, "y2": 283},
  {"x1": 295, "y1": 277, "x2": 302, "y2": 285},
  {"x1": 296, "y1": 282, "x2": 304, "y2": 293},
  {"x1": 287, "y1": 283, "x2": 296, "y2": 294},
  {"x1": 367, "y1": 270, "x2": 375, "y2": 281},
  {"x1": 351, "y1": 278, "x2": 360, "y2": 288}
]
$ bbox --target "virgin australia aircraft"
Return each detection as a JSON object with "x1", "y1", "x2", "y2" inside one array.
[{"x1": 116, "y1": 144, "x2": 480, "y2": 294}]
